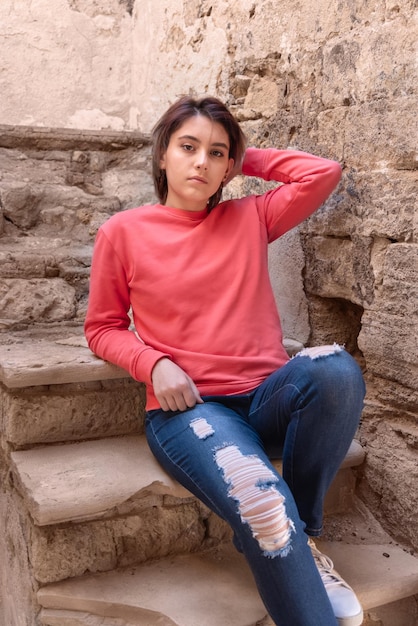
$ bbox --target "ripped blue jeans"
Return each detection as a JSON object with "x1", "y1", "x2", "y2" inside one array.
[{"x1": 145, "y1": 346, "x2": 365, "y2": 626}]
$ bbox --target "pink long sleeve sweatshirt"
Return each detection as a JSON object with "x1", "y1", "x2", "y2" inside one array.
[{"x1": 84, "y1": 147, "x2": 341, "y2": 410}]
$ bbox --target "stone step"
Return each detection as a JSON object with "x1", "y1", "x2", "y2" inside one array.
[
  {"x1": 0, "y1": 237, "x2": 93, "y2": 280},
  {"x1": 0, "y1": 334, "x2": 304, "y2": 390},
  {"x1": 0, "y1": 333, "x2": 122, "y2": 389},
  {"x1": 10, "y1": 435, "x2": 365, "y2": 527},
  {"x1": 7, "y1": 435, "x2": 364, "y2": 590},
  {"x1": 10, "y1": 435, "x2": 190, "y2": 526},
  {"x1": 0, "y1": 334, "x2": 304, "y2": 447},
  {"x1": 36, "y1": 540, "x2": 418, "y2": 626},
  {"x1": 0, "y1": 335, "x2": 145, "y2": 447},
  {"x1": 0, "y1": 239, "x2": 94, "y2": 330},
  {"x1": 0, "y1": 123, "x2": 152, "y2": 246}
]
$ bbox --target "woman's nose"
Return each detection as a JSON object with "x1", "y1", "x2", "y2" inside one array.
[{"x1": 195, "y1": 150, "x2": 208, "y2": 169}]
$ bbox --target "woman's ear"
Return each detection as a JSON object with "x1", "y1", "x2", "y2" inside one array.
[
  {"x1": 159, "y1": 153, "x2": 166, "y2": 169},
  {"x1": 223, "y1": 158, "x2": 236, "y2": 184}
]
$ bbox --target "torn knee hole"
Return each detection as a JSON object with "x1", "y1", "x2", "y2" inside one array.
[
  {"x1": 296, "y1": 343, "x2": 344, "y2": 360},
  {"x1": 215, "y1": 445, "x2": 295, "y2": 556}
]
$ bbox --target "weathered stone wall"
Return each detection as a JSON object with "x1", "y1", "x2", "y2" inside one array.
[
  {"x1": 0, "y1": 0, "x2": 417, "y2": 551},
  {"x1": 0, "y1": 126, "x2": 153, "y2": 331},
  {"x1": 0, "y1": 0, "x2": 135, "y2": 130}
]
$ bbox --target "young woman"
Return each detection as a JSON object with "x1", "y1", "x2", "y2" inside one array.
[{"x1": 85, "y1": 96, "x2": 366, "y2": 626}]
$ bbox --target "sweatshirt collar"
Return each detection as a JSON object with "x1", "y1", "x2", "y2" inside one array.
[{"x1": 155, "y1": 203, "x2": 208, "y2": 221}]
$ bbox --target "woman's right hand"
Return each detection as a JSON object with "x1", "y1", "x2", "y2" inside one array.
[{"x1": 151, "y1": 358, "x2": 204, "y2": 412}]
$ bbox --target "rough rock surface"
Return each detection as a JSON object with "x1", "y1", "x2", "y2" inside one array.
[{"x1": 0, "y1": 1, "x2": 417, "y2": 623}]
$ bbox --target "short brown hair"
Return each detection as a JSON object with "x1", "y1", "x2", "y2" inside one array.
[{"x1": 152, "y1": 96, "x2": 246, "y2": 211}]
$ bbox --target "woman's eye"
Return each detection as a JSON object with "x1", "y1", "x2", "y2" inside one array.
[
  {"x1": 211, "y1": 150, "x2": 224, "y2": 158},
  {"x1": 182, "y1": 144, "x2": 194, "y2": 151}
]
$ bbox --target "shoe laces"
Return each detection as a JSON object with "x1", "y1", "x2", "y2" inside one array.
[{"x1": 308, "y1": 538, "x2": 352, "y2": 591}]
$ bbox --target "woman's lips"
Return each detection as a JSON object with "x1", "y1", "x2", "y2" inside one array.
[{"x1": 188, "y1": 176, "x2": 208, "y2": 183}]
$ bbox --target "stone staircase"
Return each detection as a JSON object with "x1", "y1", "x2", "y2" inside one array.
[
  {"x1": 1, "y1": 125, "x2": 418, "y2": 625},
  {"x1": 1, "y1": 335, "x2": 418, "y2": 625},
  {"x1": 0, "y1": 124, "x2": 153, "y2": 335}
]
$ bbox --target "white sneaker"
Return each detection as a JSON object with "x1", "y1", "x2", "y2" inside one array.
[{"x1": 308, "y1": 538, "x2": 364, "y2": 626}]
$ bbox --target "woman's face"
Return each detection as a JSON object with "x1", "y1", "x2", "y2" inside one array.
[{"x1": 160, "y1": 114, "x2": 234, "y2": 212}]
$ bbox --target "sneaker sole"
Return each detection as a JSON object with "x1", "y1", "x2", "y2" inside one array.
[{"x1": 337, "y1": 610, "x2": 364, "y2": 626}]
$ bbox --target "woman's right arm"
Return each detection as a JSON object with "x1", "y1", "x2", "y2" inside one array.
[
  {"x1": 85, "y1": 227, "x2": 203, "y2": 410},
  {"x1": 84, "y1": 228, "x2": 170, "y2": 386}
]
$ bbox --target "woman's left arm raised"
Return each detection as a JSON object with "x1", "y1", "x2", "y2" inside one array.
[{"x1": 240, "y1": 147, "x2": 342, "y2": 240}]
